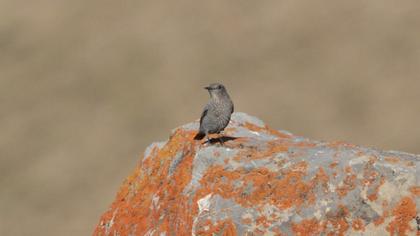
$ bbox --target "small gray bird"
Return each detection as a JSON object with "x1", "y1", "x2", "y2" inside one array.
[{"x1": 194, "y1": 83, "x2": 234, "y2": 143}]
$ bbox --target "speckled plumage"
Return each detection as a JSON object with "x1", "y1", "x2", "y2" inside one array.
[{"x1": 194, "y1": 83, "x2": 234, "y2": 141}]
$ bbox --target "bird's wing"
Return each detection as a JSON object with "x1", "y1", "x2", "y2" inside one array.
[{"x1": 199, "y1": 105, "x2": 209, "y2": 125}]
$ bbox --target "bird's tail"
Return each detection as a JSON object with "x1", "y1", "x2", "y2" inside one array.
[{"x1": 194, "y1": 132, "x2": 205, "y2": 140}]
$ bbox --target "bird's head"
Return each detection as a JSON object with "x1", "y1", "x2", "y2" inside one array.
[{"x1": 204, "y1": 83, "x2": 228, "y2": 98}]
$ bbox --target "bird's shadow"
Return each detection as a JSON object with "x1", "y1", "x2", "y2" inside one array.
[{"x1": 204, "y1": 136, "x2": 237, "y2": 145}]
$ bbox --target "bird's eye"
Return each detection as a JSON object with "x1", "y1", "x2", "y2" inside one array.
[{"x1": 217, "y1": 85, "x2": 222, "y2": 89}]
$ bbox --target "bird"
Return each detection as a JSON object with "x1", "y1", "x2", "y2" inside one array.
[{"x1": 194, "y1": 83, "x2": 234, "y2": 144}]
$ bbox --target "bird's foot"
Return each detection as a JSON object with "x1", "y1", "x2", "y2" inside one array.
[{"x1": 218, "y1": 137, "x2": 224, "y2": 146}]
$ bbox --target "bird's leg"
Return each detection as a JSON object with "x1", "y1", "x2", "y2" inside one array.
[
  {"x1": 203, "y1": 132, "x2": 210, "y2": 145},
  {"x1": 218, "y1": 132, "x2": 224, "y2": 146},
  {"x1": 219, "y1": 137, "x2": 224, "y2": 146}
]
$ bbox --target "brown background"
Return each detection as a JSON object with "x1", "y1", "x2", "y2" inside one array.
[{"x1": 1, "y1": 0, "x2": 419, "y2": 235}]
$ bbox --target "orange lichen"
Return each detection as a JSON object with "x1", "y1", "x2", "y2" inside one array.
[
  {"x1": 336, "y1": 167, "x2": 357, "y2": 198},
  {"x1": 291, "y1": 218, "x2": 322, "y2": 236},
  {"x1": 234, "y1": 141, "x2": 287, "y2": 160},
  {"x1": 93, "y1": 129, "x2": 197, "y2": 235},
  {"x1": 355, "y1": 150, "x2": 366, "y2": 157},
  {"x1": 272, "y1": 227, "x2": 285, "y2": 235},
  {"x1": 405, "y1": 161, "x2": 415, "y2": 167},
  {"x1": 233, "y1": 137, "x2": 315, "y2": 161},
  {"x1": 374, "y1": 216, "x2": 385, "y2": 226},
  {"x1": 314, "y1": 167, "x2": 330, "y2": 190},
  {"x1": 367, "y1": 176, "x2": 385, "y2": 201},
  {"x1": 329, "y1": 161, "x2": 338, "y2": 169},
  {"x1": 374, "y1": 200, "x2": 389, "y2": 226},
  {"x1": 362, "y1": 160, "x2": 379, "y2": 186},
  {"x1": 327, "y1": 141, "x2": 357, "y2": 149},
  {"x1": 358, "y1": 158, "x2": 386, "y2": 201},
  {"x1": 384, "y1": 156, "x2": 414, "y2": 167},
  {"x1": 243, "y1": 122, "x2": 292, "y2": 139},
  {"x1": 384, "y1": 156, "x2": 400, "y2": 164},
  {"x1": 322, "y1": 205, "x2": 350, "y2": 236},
  {"x1": 386, "y1": 197, "x2": 417, "y2": 236},
  {"x1": 409, "y1": 186, "x2": 420, "y2": 196},
  {"x1": 194, "y1": 161, "x2": 332, "y2": 217},
  {"x1": 241, "y1": 218, "x2": 253, "y2": 225},
  {"x1": 352, "y1": 218, "x2": 365, "y2": 231},
  {"x1": 256, "y1": 216, "x2": 271, "y2": 228},
  {"x1": 195, "y1": 219, "x2": 237, "y2": 236}
]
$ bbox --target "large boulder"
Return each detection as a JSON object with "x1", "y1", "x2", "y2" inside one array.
[{"x1": 94, "y1": 113, "x2": 419, "y2": 236}]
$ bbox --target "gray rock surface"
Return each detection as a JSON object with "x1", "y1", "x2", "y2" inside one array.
[{"x1": 95, "y1": 112, "x2": 419, "y2": 236}]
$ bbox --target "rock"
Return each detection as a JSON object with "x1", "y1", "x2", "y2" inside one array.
[{"x1": 94, "y1": 112, "x2": 419, "y2": 236}]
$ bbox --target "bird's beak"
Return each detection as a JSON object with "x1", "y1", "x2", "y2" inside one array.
[{"x1": 204, "y1": 86, "x2": 210, "y2": 90}]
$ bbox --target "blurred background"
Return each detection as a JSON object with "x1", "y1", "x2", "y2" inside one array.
[{"x1": 1, "y1": 0, "x2": 419, "y2": 235}]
